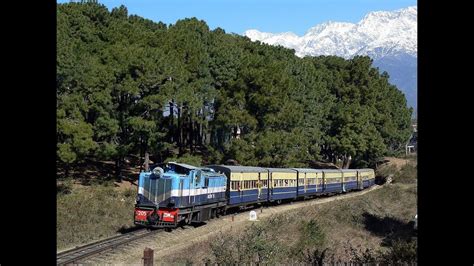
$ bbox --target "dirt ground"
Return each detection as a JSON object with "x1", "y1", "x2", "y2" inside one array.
[
  {"x1": 381, "y1": 156, "x2": 416, "y2": 169},
  {"x1": 87, "y1": 185, "x2": 383, "y2": 265}
]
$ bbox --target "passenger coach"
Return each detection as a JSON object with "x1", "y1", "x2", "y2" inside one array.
[{"x1": 206, "y1": 165, "x2": 269, "y2": 206}]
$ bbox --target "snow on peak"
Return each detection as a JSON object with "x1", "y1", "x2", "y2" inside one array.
[{"x1": 243, "y1": 6, "x2": 417, "y2": 59}]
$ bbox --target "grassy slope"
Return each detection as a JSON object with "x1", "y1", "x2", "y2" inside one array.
[
  {"x1": 57, "y1": 181, "x2": 136, "y2": 251},
  {"x1": 56, "y1": 157, "x2": 417, "y2": 263},
  {"x1": 164, "y1": 158, "x2": 417, "y2": 264}
]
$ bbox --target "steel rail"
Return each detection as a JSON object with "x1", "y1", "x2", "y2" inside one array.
[{"x1": 57, "y1": 228, "x2": 159, "y2": 265}]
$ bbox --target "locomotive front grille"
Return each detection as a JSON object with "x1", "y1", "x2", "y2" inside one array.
[{"x1": 143, "y1": 177, "x2": 172, "y2": 205}]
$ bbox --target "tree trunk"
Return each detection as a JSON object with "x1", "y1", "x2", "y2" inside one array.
[
  {"x1": 199, "y1": 121, "x2": 203, "y2": 146},
  {"x1": 177, "y1": 105, "x2": 183, "y2": 155},
  {"x1": 144, "y1": 152, "x2": 150, "y2": 172},
  {"x1": 169, "y1": 101, "x2": 174, "y2": 142},
  {"x1": 189, "y1": 115, "x2": 194, "y2": 153},
  {"x1": 139, "y1": 136, "x2": 144, "y2": 172},
  {"x1": 64, "y1": 164, "x2": 70, "y2": 179},
  {"x1": 115, "y1": 158, "x2": 122, "y2": 181},
  {"x1": 343, "y1": 155, "x2": 352, "y2": 169}
]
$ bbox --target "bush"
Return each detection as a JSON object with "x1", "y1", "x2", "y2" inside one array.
[
  {"x1": 376, "y1": 164, "x2": 398, "y2": 179},
  {"x1": 345, "y1": 238, "x2": 417, "y2": 264},
  {"x1": 165, "y1": 153, "x2": 203, "y2": 166},
  {"x1": 393, "y1": 163, "x2": 417, "y2": 184},
  {"x1": 347, "y1": 245, "x2": 380, "y2": 264},
  {"x1": 381, "y1": 238, "x2": 417, "y2": 264},
  {"x1": 207, "y1": 232, "x2": 239, "y2": 264},
  {"x1": 300, "y1": 219, "x2": 326, "y2": 247},
  {"x1": 205, "y1": 216, "x2": 292, "y2": 264},
  {"x1": 302, "y1": 248, "x2": 329, "y2": 265}
]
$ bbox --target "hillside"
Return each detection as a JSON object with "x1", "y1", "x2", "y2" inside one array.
[
  {"x1": 57, "y1": 2, "x2": 413, "y2": 179},
  {"x1": 92, "y1": 157, "x2": 417, "y2": 264}
]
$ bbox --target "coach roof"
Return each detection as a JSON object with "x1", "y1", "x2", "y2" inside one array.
[
  {"x1": 265, "y1": 167, "x2": 297, "y2": 173},
  {"x1": 206, "y1": 165, "x2": 268, "y2": 173},
  {"x1": 292, "y1": 168, "x2": 323, "y2": 173}
]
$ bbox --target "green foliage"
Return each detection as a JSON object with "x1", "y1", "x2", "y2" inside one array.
[
  {"x1": 206, "y1": 221, "x2": 287, "y2": 264},
  {"x1": 300, "y1": 219, "x2": 326, "y2": 247},
  {"x1": 165, "y1": 153, "x2": 203, "y2": 166},
  {"x1": 57, "y1": 2, "x2": 413, "y2": 177}
]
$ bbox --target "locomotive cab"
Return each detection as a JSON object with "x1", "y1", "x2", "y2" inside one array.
[{"x1": 134, "y1": 162, "x2": 227, "y2": 229}]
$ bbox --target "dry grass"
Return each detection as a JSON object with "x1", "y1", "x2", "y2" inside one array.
[
  {"x1": 57, "y1": 181, "x2": 137, "y2": 251},
  {"x1": 57, "y1": 156, "x2": 416, "y2": 263},
  {"x1": 163, "y1": 176, "x2": 417, "y2": 264}
]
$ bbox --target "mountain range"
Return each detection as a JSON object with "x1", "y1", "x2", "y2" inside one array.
[{"x1": 244, "y1": 6, "x2": 417, "y2": 112}]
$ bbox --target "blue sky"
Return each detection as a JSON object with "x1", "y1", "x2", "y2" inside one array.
[{"x1": 58, "y1": 0, "x2": 417, "y2": 36}]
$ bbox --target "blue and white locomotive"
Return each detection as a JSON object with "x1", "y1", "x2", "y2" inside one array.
[
  {"x1": 134, "y1": 162, "x2": 227, "y2": 228},
  {"x1": 134, "y1": 162, "x2": 376, "y2": 228}
]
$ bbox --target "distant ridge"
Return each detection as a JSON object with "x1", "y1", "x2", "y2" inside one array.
[{"x1": 244, "y1": 6, "x2": 417, "y2": 111}]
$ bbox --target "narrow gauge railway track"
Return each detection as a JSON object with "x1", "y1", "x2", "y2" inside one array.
[
  {"x1": 56, "y1": 228, "x2": 159, "y2": 265},
  {"x1": 57, "y1": 184, "x2": 384, "y2": 265}
]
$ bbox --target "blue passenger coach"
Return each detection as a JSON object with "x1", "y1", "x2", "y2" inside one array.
[
  {"x1": 341, "y1": 169, "x2": 359, "y2": 191},
  {"x1": 292, "y1": 168, "x2": 323, "y2": 197},
  {"x1": 267, "y1": 168, "x2": 298, "y2": 202},
  {"x1": 206, "y1": 165, "x2": 269, "y2": 206}
]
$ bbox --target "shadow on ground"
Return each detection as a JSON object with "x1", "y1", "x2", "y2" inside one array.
[
  {"x1": 117, "y1": 225, "x2": 145, "y2": 234},
  {"x1": 362, "y1": 212, "x2": 415, "y2": 246}
]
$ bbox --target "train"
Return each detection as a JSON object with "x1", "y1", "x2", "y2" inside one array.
[{"x1": 134, "y1": 162, "x2": 375, "y2": 229}]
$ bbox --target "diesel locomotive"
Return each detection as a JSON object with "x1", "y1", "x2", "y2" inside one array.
[{"x1": 134, "y1": 162, "x2": 375, "y2": 229}]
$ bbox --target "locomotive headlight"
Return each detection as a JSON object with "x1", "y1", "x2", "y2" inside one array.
[{"x1": 152, "y1": 167, "x2": 164, "y2": 178}]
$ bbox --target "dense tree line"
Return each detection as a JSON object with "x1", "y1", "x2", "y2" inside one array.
[{"x1": 57, "y1": 2, "x2": 412, "y2": 178}]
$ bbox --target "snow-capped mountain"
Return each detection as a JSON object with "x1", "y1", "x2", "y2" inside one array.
[{"x1": 244, "y1": 6, "x2": 417, "y2": 111}]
